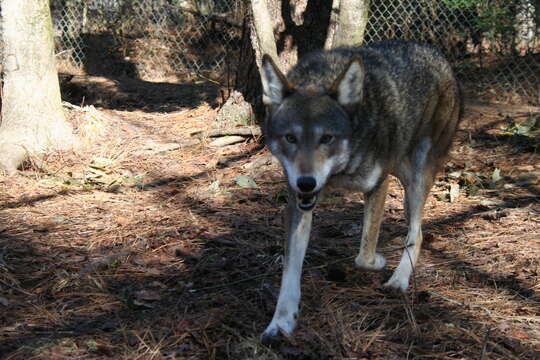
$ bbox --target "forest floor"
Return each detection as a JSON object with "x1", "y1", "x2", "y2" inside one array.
[{"x1": 0, "y1": 78, "x2": 539, "y2": 359}]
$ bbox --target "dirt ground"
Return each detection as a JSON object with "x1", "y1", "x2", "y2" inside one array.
[{"x1": 0, "y1": 80, "x2": 539, "y2": 359}]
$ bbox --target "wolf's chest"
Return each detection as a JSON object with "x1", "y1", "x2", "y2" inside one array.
[{"x1": 327, "y1": 162, "x2": 383, "y2": 193}]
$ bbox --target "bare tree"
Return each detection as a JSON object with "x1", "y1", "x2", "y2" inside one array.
[
  {"x1": 233, "y1": 0, "x2": 369, "y2": 119},
  {"x1": 250, "y1": 0, "x2": 369, "y2": 70},
  {"x1": 331, "y1": 0, "x2": 370, "y2": 47},
  {"x1": 0, "y1": 0, "x2": 78, "y2": 174}
]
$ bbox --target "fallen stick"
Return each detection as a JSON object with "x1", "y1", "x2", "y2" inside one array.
[{"x1": 192, "y1": 126, "x2": 262, "y2": 138}]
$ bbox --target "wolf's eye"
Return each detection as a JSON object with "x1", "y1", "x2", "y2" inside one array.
[
  {"x1": 284, "y1": 134, "x2": 297, "y2": 143},
  {"x1": 320, "y1": 134, "x2": 334, "y2": 144}
]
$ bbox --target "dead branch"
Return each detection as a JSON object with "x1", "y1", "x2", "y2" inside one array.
[{"x1": 192, "y1": 126, "x2": 261, "y2": 138}]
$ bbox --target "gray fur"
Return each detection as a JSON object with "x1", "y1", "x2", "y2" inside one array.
[{"x1": 260, "y1": 40, "x2": 462, "y2": 343}]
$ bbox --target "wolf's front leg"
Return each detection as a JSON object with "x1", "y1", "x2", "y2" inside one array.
[
  {"x1": 261, "y1": 195, "x2": 312, "y2": 343},
  {"x1": 355, "y1": 178, "x2": 389, "y2": 271}
]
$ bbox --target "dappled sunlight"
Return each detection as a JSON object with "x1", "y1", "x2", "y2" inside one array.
[{"x1": 0, "y1": 101, "x2": 538, "y2": 358}]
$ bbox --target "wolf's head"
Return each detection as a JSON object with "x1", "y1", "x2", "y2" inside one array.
[{"x1": 260, "y1": 54, "x2": 365, "y2": 211}]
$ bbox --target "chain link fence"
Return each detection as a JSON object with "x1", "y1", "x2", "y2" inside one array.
[
  {"x1": 51, "y1": 0, "x2": 539, "y2": 103},
  {"x1": 52, "y1": 0, "x2": 246, "y2": 80},
  {"x1": 365, "y1": 0, "x2": 539, "y2": 103}
]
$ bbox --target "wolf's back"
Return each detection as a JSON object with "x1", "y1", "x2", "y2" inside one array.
[
  {"x1": 286, "y1": 40, "x2": 461, "y2": 166},
  {"x1": 288, "y1": 40, "x2": 455, "y2": 96}
]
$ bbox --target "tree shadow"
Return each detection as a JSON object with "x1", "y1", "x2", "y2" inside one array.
[
  {"x1": 59, "y1": 32, "x2": 220, "y2": 112},
  {"x1": 1, "y1": 104, "x2": 538, "y2": 358},
  {"x1": 1, "y1": 157, "x2": 539, "y2": 358},
  {"x1": 0, "y1": 192, "x2": 66, "y2": 210},
  {"x1": 276, "y1": 0, "x2": 333, "y2": 59}
]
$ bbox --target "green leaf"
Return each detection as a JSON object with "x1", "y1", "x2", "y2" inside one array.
[
  {"x1": 53, "y1": 216, "x2": 66, "y2": 223},
  {"x1": 491, "y1": 168, "x2": 502, "y2": 183},
  {"x1": 467, "y1": 184, "x2": 480, "y2": 196},
  {"x1": 435, "y1": 191, "x2": 449, "y2": 202},
  {"x1": 235, "y1": 175, "x2": 258, "y2": 189},
  {"x1": 448, "y1": 171, "x2": 462, "y2": 179}
]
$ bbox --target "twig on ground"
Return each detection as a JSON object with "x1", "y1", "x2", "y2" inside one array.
[
  {"x1": 479, "y1": 328, "x2": 491, "y2": 360},
  {"x1": 191, "y1": 126, "x2": 261, "y2": 139}
]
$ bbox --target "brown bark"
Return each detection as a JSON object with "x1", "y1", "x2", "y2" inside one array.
[
  {"x1": 232, "y1": 0, "x2": 370, "y2": 123},
  {"x1": 250, "y1": 0, "x2": 333, "y2": 72},
  {"x1": 235, "y1": 0, "x2": 334, "y2": 121},
  {"x1": 332, "y1": 0, "x2": 370, "y2": 47},
  {"x1": 0, "y1": 0, "x2": 78, "y2": 174},
  {"x1": 251, "y1": 0, "x2": 280, "y2": 65},
  {"x1": 324, "y1": 0, "x2": 342, "y2": 49},
  {"x1": 233, "y1": 14, "x2": 264, "y2": 119}
]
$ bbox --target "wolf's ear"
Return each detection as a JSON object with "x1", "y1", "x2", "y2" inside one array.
[
  {"x1": 330, "y1": 57, "x2": 365, "y2": 107},
  {"x1": 260, "y1": 54, "x2": 292, "y2": 106}
]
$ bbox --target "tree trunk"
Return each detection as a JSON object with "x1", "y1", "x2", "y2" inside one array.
[
  {"x1": 515, "y1": 0, "x2": 536, "y2": 51},
  {"x1": 0, "y1": 0, "x2": 78, "y2": 174},
  {"x1": 232, "y1": 14, "x2": 264, "y2": 119},
  {"x1": 332, "y1": 0, "x2": 370, "y2": 47},
  {"x1": 232, "y1": 0, "x2": 370, "y2": 123},
  {"x1": 324, "y1": 0, "x2": 341, "y2": 49},
  {"x1": 251, "y1": 0, "x2": 280, "y2": 65},
  {"x1": 234, "y1": 0, "x2": 333, "y2": 120},
  {"x1": 250, "y1": 0, "x2": 369, "y2": 69},
  {"x1": 250, "y1": 0, "x2": 333, "y2": 73}
]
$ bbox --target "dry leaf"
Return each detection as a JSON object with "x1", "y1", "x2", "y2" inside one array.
[{"x1": 449, "y1": 183, "x2": 460, "y2": 202}]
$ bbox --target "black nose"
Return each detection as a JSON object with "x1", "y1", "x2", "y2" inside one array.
[{"x1": 297, "y1": 176, "x2": 316, "y2": 193}]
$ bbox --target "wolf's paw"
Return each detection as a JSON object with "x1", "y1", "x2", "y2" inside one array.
[
  {"x1": 355, "y1": 253, "x2": 386, "y2": 271},
  {"x1": 260, "y1": 317, "x2": 295, "y2": 345},
  {"x1": 260, "y1": 327, "x2": 281, "y2": 345},
  {"x1": 383, "y1": 271, "x2": 410, "y2": 293}
]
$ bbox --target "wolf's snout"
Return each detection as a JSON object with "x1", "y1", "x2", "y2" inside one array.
[{"x1": 297, "y1": 176, "x2": 316, "y2": 193}]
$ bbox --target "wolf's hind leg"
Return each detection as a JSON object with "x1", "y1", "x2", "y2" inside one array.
[
  {"x1": 355, "y1": 177, "x2": 389, "y2": 271},
  {"x1": 385, "y1": 138, "x2": 435, "y2": 292}
]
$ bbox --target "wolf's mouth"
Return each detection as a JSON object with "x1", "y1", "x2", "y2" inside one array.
[{"x1": 297, "y1": 192, "x2": 318, "y2": 211}]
